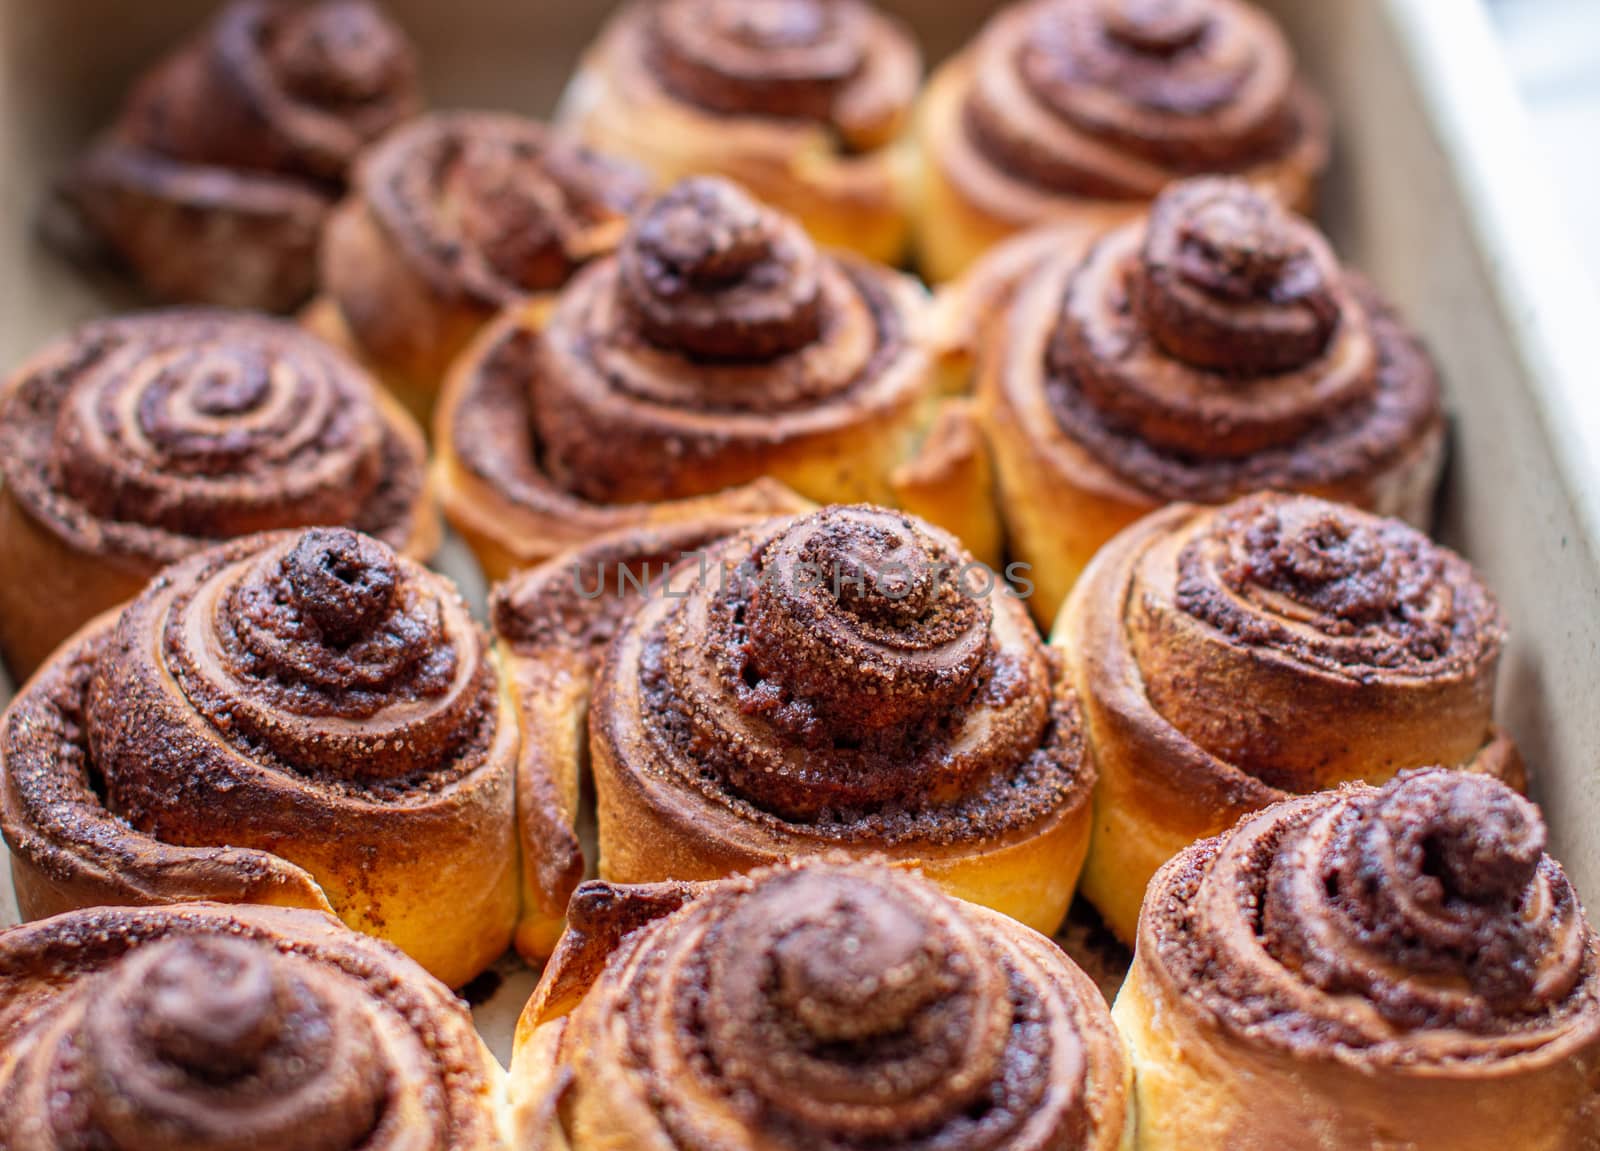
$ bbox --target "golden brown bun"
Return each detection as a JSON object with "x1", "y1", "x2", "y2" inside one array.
[
  {"x1": 556, "y1": 0, "x2": 920, "y2": 265},
  {"x1": 1116, "y1": 770, "x2": 1600, "y2": 1150},
  {"x1": 489, "y1": 514, "x2": 783, "y2": 959},
  {"x1": 59, "y1": 0, "x2": 421, "y2": 311},
  {"x1": 437, "y1": 176, "x2": 990, "y2": 580},
  {"x1": 1056, "y1": 492, "x2": 1524, "y2": 943},
  {"x1": 976, "y1": 179, "x2": 1445, "y2": 625},
  {"x1": 0, "y1": 310, "x2": 436, "y2": 683},
  {"x1": 914, "y1": 0, "x2": 1327, "y2": 282},
  {"x1": 496, "y1": 502, "x2": 1096, "y2": 937},
  {"x1": 0, "y1": 902, "x2": 506, "y2": 1149},
  {"x1": 0, "y1": 527, "x2": 515, "y2": 988},
  {"x1": 889, "y1": 395, "x2": 1002, "y2": 573},
  {"x1": 510, "y1": 858, "x2": 1130, "y2": 1150},
  {"x1": 312, "y1": 112, "x2": 648, "y2": 423}
]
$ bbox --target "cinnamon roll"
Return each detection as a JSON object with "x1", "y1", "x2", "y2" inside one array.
[
  {"x1": 915, "y1": 0, "x2": 1328, "y2": 281},
  {"x1": 0, "y1": 526, "x2": 516, "y2": 988},
  {"x1": 556, "y1": 0, "x2": 921, "y2": 264},
  {"x1": 436, "y1": 176, "x2": 984, "y2": 581},
  {"x1": 58, "y1": 0, "x2": 422, "y2": 311},
  {"x1": 979, "y1": 178, "x2": 1445, "y2": 623},
  {"x1": 496, "y1": 502, "x2": 1094, "y2": 938},
  {"x1": 0, "y1": 902, "x2": 506, "y2": 1150},
  {"x1": 1057, "y1": 491, "x2": 1524, "y2": 943},
  {"x1": 0, "y1": 310, "x2": 435, "y2": 682},
  {"x1": 1117, "y1": 770, "x2": 1600, "y2": 1149},
  {"x1": 308, "y1": 112, "x2": 649, "y2": 422},
  {"x1": 510, "y1": 858, "x2": 1130, "y2": 1150}
]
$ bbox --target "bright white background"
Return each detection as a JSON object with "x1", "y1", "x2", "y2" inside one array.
[{"x1": 1491, "y1": 0, "x2": 1600, "y2": 284}]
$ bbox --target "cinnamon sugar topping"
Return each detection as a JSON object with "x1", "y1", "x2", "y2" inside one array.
[
  {"x1": 0, "y1": 905, "x2": 502, "y2": 1151},
  {"x1": 564, "y1": 859, "x2": 1107, "y2": 1149},
  {"x1": 962, "y1": 0, "x2": 1304, "y2": 199},
  {"x1": 602, "y1": 505, "x2": 1087, "y2": 840},
  {"x1": 1030, "y1": 179, "x2": 1439, "y2": 498},
  {"x1": 364, "y1": 114, "x2": 648, "y2": 305},
  {"x1": 619, "y1": 176, "x2": 824, "y2": 360},
  {"x1": 0, "y1": 312, "x2": 425, "y2": 565},
  {"x1": 1151, "y1": 771, "x2": 1600, "y2": 1056},
  {"x1": 1176, "y1": 493, "x2": 1502, "y2": 674},
  {"x1": 643, "y1": 0, "x2": 918, "y2": 148}
]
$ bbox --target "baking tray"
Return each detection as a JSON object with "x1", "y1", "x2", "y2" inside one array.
[{"x1": 2, "y1": 0, "x2": 1597, "y2": 1066}]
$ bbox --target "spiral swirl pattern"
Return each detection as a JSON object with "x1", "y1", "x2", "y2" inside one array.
[
  {"x1": 1172, "y1": 491, "x2": 1502, "y2": 678},
  {"x1": 1150, "y1": 770, "x2": 1600, "y2": 1057},
  {"x1": 527, "y1": 176, "x2": 930, "y2": 505},
  {"x1": 1102, "y1": 492, "x2": 1509, "y2": 793},
  {"x1": 1063, "y1": 492, "x2": 1520, "y2": 945},
  {"x1": 350, "y1": 113, "x2": 649, "y2": 308},
  {"x1": 618, "y1": 176, "x2": 825, "y2": 360},
  {"x1": 131, "y1": 0, "x2": 420, "y2": 181},
  {"x1": 595, "y1": 503, "x2": 1087, "y2": 841},
  {"x1": 523, "y1": 859, "x2": 1126, "y2": 1150},
  {"x1": 71, "y1": 937, "x2": 385, "y2": 1151},
  {"x1": 0, "y1": 311, "x2": 427, "y2": 569},
  {"x1": 1037, "y1": 179, "x2": 1434, "y2": 498},
  {"x1": 1264, "y1": 772, "x2": 1584, "y2": 1030},
  {"x1": 91, "y1": 526, "x2": 495, "y2": 807},
  {"x1": 960, "y1": 0, "x2": 1311, "y2": 200},
  {"x1": 0, "y1": 526, "x2": 515, "y2": 987},
  {"x1": 644, "y1": 0, "x2": 919, "y2": 150},
  {"x1": 62, "y1": 1, "x2": 421, "y2": 311},
  {"x1": 1133, "y1": 177, "x2": 1340, "y2": 373},
  {"x1": 1059, "y1": 179, "x2": 1361, "y2": 453},
  {"x1": 0, "y1": 904, "x2": 503, "y2": 1151}
]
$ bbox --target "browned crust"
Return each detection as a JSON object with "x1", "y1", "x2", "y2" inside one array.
[
  {"x1": 1116, "y1": 779, "x2": 1600, "y2": 1149},
  {"x1": 580, "y1": 507, "x2": 1096, "y2": 937},
  {"x1": 1, "y1": 615, "x2": 334, "y2": 919},
  {"x1": 556, "y1": 0, "x2": 920, "y2": 264},
  {"x1": 0, "y1": 901, "x2": 505, "y2": 1150},
  {"x1": 62, "y1": 140, "x2": 331, "y2": 311},
  {"x1": 978, "y1": 218, "x2": 1446, "y2": 626},
  {"x1": 510, "y1": 861, "x2": 1129, "y2": 1150},
  {"x1": 320, "y1": 112, "x2": 647, "y2": 400},
  {"x1": 514, "y1": 877, "x2": 706, "y2": 1037},
  {"x1": 525, "y1": 247, "x2": 934, "y2": 503},
  {"x1": 0, "y1": 531, "x2": 515, "y2": 989},
  {"x1": 912, "y1": 0, "x2": 1329, "y2": 282},
  {"x1": 57, "y1": 0, "x2": 421, "y2": 310},
  {"x1": 1059, "y1": 498, "x2": 1523, "y2": 944}
]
